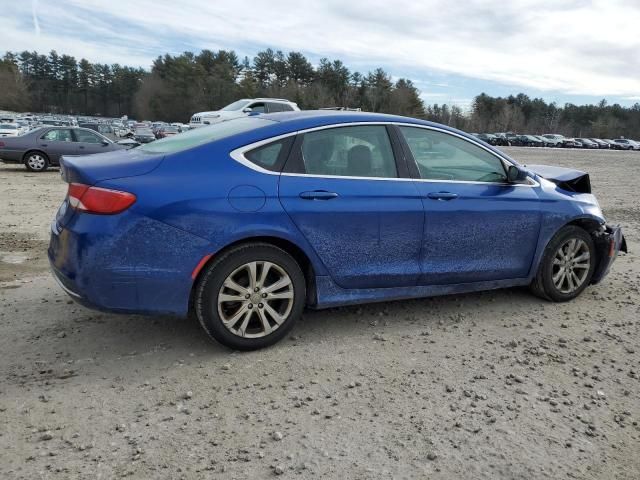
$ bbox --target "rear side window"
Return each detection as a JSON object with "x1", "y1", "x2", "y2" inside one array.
[
  {"x1": 297, "y1": 125, "x2": 397, "y2": 178},
  {"x1": 138, "y1": 117, "x2": 276, "y2": 154},
  {"x1": 245, "y1": 138, "x2": 293, "y2": 172},
  {"x1": 42, "y1": 129, "x2": 73, "y2": 142}
]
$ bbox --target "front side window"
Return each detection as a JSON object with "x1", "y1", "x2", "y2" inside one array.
[
  {"x1": 42, "y1": 129, "x2": 73, "y2": 142},
  {"x1": 75, "y1": 130, "x2": 103, "y2": 143},
  {"x1": 248, "y1": 102, "x2": 266, "y2": 113},
  {"x1": 399, "y1": 126, "x2": 507, "y2": 183},
  {"x1": 299, "y1": 125, "x2": 397, "y2": 178}
]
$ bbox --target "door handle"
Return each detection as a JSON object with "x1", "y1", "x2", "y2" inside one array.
[
  {"x1": 299, "y1": 190, "x2": 339, "y2": 200},
  {"x1": 40, "y1": 144, "x2": 48, "y2": 147},
  {"x1": 426, "y1": 191, "x2": 458, "y2": 201},
  {"x1": 79, "y1": 146, "x2": 85, "y2": 149}
]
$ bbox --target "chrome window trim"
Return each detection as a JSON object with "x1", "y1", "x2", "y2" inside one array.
[{"x1": 229, "y1": 121, "x2": 539, "y2": 187}]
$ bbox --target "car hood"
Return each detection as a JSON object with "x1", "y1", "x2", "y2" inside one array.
[{"x1": 526, "y1": 164, "x2": 591, "y2": 194}]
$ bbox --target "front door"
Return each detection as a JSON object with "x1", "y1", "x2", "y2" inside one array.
[
  {"x1": 72, "y1": 129, "x2": 109, "y2": 154},
  {"x1": 278, "y1": 124, "x2": 424, "y2": 289},
  {"x1": 396, "y1": 125, "x2": 542, "y2": 285}
]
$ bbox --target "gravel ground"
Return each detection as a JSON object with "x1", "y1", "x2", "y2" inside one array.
[{"x1": 0, "y1": 147, "x2": 638, "y2": 479}]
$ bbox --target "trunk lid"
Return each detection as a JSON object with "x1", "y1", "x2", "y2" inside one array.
[{"x1": 59, "y1": 149, "x2": 165, "y2": 185}]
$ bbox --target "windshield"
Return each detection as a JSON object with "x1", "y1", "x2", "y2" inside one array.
[
  {"x1": 138, "y1": 117, "x2": 275, "y2": 154},
  {"x1": 221, "y1": 100, "x2": 252, "y2": 111},
  {"x1": 0, "y1": 124, "x2": 17, "y2": 129}
]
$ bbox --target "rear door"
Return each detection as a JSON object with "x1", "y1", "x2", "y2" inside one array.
[
  {"x1": 396, "y1": 125, "x2": 541, "y2": 285},
  {"x1": 38, "y1": 128, "x2": 75, "y2": 161},
  {"x1": 278, "y1": 124, "x2": 424, "y2": 289}
]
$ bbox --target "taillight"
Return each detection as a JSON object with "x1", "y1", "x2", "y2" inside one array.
[{"x1": 67, "y1": 183, "x2": 136, "y2": 214}]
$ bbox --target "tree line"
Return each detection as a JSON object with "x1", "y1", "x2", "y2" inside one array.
[{"x1": 1, "y1": 49, "x2": 639, "y2": 138}]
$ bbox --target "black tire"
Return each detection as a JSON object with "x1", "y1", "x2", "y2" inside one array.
[
  {"x1": 24, "y1": 151, "x2": 50, "y2": 172},
  {"x1": 531, "y1": 225, "x2": 596, "y2": 302},
  {"x1": 194, "y1": 243, "x2": 306, "y2": 350}
]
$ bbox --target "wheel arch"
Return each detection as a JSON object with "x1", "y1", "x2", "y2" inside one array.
[
  {"x1": 22, "y1": 149, "x2": 49, "y2": 162},
  {"x1": 189, "y1": 235, "x2": 319, "y2": 310}
]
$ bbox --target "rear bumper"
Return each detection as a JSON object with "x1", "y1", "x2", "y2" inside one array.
[
  {"x1": 0, "y1": 149, "x2": 24, "y2": 162},
  {"x1": 591, "y1": 225, "x2": 627, "y2": 284},
  {"x1": 48, "y1": 209, "x2": 211, "y2": 316}
]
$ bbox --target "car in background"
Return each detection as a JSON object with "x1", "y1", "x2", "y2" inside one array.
[
  {"x1": 612, "y1": 139, "x2": 637, "y2": 150},
  {"x1": 48, "y1": 111, "x2": 626, "y2": 350},
  {"x1": 601, "y1": 139, "x2": 619, "y2": 149},
  {"x1": 133, "y1": 128, "x2": 156, "y2": 144},
  {"x1": 514, "y1": 135, "x2": 543, "y2": 147},
  {"x1": 492, "y1": 133, "x2": 512, "y2": 146},
  {"x1": 472, "y1": 133, "x2": 499, "y2": 145},
  {"x1": 156, "y1": 125, "x2": 180, "y2": 139},
  {"x1": 561, "y1": 138, "x2": 582, "y2": 148},
  {"x1": 79, "y1": 123, "x2": 118, "y2": 141},
  {"x1": 0, "y1": 123, "x2": 23, "y2": 137},
  {"x1": 532, "y1": 135, "x2": 553, "y2": 147},
  {"x1": 589, "y1": 138, "x2": 609, "y2": 149},
  {"x1": 189, "y1": 98, "x2": 300, "y2": 128},
  {"x1": 575, "y1": 138, "x2": 599, "y2": 149},
  {"x1": 542, "y1": 134, "x2": 565, "y2": 147},
  {"x1": 0, "y1": 126, "x2": 123, "y2": 171}
]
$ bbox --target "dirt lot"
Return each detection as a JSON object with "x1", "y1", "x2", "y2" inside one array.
[{"x1": 0, "y1": 147, "x2": 638, "y2": 479}]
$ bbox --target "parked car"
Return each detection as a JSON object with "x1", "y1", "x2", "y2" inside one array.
[
  {"x1": 78, "y1": 123, "x2": 118, "y2": 141},
  {"x1": 612, "y1": 139, "x2": 636, "y2": 150},
  {"x1": 48, "y1": 112, "x2": 626, "y2": 350},
  {"x1": 602, "y1": 139, "x2": 619, "y2": 149},
  {"x1": 0, "y1": 123, "x2": 23, "y2": 138},
  {"x1": 514, "y1": 135, "x2": 543, "y2": 147},
  {"x1": 589, "y1": 138, "x2": 609, "y2": 149},
  {"x1": 492, "y1": 133, "x2": 512, "y2": 146},
  {"x1": 156, "y1": 125, "x2": 180, "y2": 139},
  {"x1": 575, "y1": 138, "x2": 599, "y2": 149},
  {"x1": 133, "y1": 128, "x2": 156, "y2": 143},
  {"x1": 532, "y1": 135, "x2": 553, "y2": 147},
  {"x1": 561, "y1": 138, "x2": 582, "y2": 148},
  {"x1": 541, "y1": 134, "x2": 565, "y2": 147},
  {"x1": 189, "y1": 98, "x2": 300, "y2": 128},
  {"x1": 472, "y1": 133, "x2": 499, "y2": 146},
  {"x1": 0, "y1": 126, "x2": 123, "y2": 172}
]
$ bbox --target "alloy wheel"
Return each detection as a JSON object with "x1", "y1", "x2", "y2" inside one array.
[
  {"x1": 552, "y1": 238, "x2": 591, "y2": 294},
  {"x1": 27, "y1": 154, "x2": 46, "y2": 171},
  {"x1": 217, "y1": 261, "x2": 294, "y2": 338}
]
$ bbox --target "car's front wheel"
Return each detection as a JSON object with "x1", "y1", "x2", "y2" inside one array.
[
  {"x1": 194, "y1": 243, "x2": 306, "y2": 350},
  {"x1": 531, "y1": 225, "x2": 596, "y2": 302},
  {"x1": 24, "y1": 151, "x2": 49, "y2": 172}
]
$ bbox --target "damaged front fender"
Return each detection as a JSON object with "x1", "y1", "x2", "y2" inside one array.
[{"x1": 526, "y1": 164, "x2": 591, "y2": 194}]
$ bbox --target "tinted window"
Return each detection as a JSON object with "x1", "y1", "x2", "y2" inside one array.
[
  {"x1": 280, "y1": 104, "x2": 294, "y2": 111},
  {"x1": 248, "y1": 102, "x2": 266, "y2": 113},
  {"x1": 300, "y1": 125, "x2": 397, "y2": 178},
  {"x1": 245, "y1": 139, "x2": 288, "y2": 171},
  {"x1": 399, "y1": 126, "x2": 507, "y2": 183},
  {"x1": 138, "y1": 117, "x2": 275, "y2": 154},
  {"x1": 42, "y1": 129, "x2": 73, "y2": 142}
]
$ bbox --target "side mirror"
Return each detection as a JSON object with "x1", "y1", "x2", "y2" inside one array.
[
  {"x1": 507, "y1": 165, "x2": 528, "y2": 183},
  {"x1": 102, "y1": 139, "x2": 110, "y2": 146},
  {"x1": 242, "y1": 107, "x2": 253, "y2": 113}
]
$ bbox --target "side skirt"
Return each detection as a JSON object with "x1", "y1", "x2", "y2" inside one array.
[{"x1": 311, "y1": 275, "x2": 531, "y2": 309}]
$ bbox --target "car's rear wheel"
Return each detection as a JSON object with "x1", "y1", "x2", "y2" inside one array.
[
  {"x1": 24, "y1": 151, "x2": 49, "y2": 172},
  {"x1": 194, "y1": 243, "x2": 306, "y2": 350},
  {"x1": 531, "y1": 225, "x2": 596, "y2": 302}
]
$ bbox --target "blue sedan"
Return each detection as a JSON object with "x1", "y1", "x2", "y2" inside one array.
[{"x1": 49, "y1": 111, "x2": 626, "y2": 350}]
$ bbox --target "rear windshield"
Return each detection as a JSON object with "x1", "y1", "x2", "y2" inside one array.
[{"x1": 138, "y1": 117, "x2": 275, "y2": 154}]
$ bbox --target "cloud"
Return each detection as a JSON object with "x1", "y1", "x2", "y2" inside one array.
[{"x1": 2, "y1": 0, "x2": 640, "y2": 97}]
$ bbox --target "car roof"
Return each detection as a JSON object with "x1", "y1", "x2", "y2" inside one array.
[{"x1": 256, "y1": 110, "x2": 445, "y2": 130}]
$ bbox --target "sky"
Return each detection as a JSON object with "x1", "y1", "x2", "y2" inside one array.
[{"x1": 2, "y1": 0, "x2": 640, "y2": 109}]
